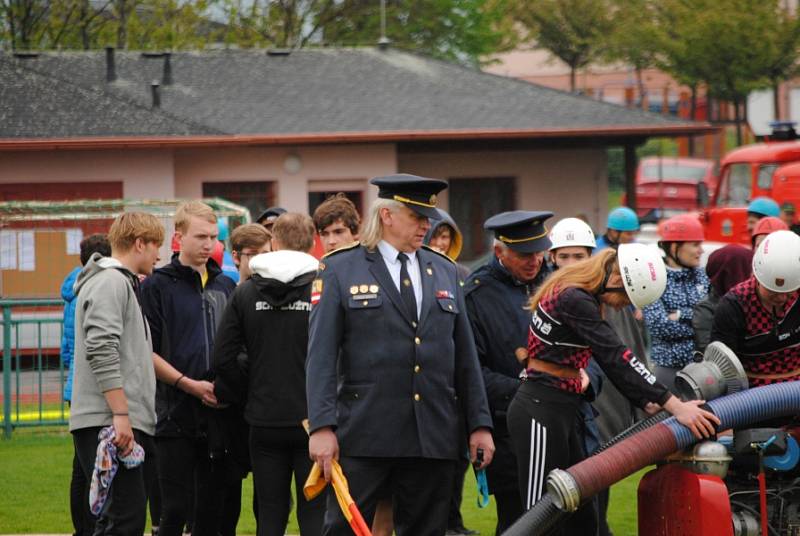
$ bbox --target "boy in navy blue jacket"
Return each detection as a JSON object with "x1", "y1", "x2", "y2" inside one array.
[{"x1": 140, "y1": 201, "x2": 236, "y2": 536}]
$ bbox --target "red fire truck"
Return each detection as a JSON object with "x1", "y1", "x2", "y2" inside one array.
[{"x1": 702, "y1": 125, "x2": 800, "y2": 244}]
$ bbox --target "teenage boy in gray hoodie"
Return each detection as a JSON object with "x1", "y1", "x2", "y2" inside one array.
[{"x1": 69, "y1": 211, "x2": 165, "y2": 534}]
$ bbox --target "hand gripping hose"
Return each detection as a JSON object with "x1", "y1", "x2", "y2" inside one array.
[{"x1": 502, "y1": 382, "x2": 800, "y2": 536}]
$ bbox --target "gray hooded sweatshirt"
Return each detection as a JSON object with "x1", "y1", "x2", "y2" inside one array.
[{"x1": 68, "y1": 253, "x2": 156, "y2": 435}]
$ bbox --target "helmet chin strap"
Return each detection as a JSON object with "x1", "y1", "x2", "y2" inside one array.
[
  {"x1": 597, "y1": 259, "x2": 626, "y2": 296},
  {"x1": 662, "y1": 242, "x2": 691, "y2": 269}
]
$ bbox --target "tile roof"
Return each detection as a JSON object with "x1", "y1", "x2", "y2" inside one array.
[
  {"x1": 0, "y1": 55, "x2": 216, "y2": 137},
  {"x1": 1, "y1": 48, "x2": 704, "y2": 139}
]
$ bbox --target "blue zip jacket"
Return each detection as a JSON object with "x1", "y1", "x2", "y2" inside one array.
[
  {"x1": 60, "y1": 267, "x2": 81, "y2": 402},
  {"x1": 643, "y1": 267, "x2": 709, "y2": 368},
  {"x1": 140, "y1": 254, "x2": 235, "y2": 437}
]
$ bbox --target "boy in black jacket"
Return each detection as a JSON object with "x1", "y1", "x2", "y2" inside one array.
[
  {"x1": 140, "y1": 201, "x2": 236, "y2": 536},
  {"x1": 213, "y1": 213, "x2": 325, "y2": 536}
]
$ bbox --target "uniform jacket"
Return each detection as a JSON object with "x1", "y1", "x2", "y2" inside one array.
[
  {"x1": 643, "y1": 267, "x2": 709, "y2": 368},
  {"x1": 140, "y1": 254, "x2": 235, "y2": 437},
  {"x1": 528, "y1": 287, "x2": 671, "y2": 408},
  {"x1": 60, "y1": 266, "x2": 81, "y2": 402},
  {"x1": 306, "y1": 244, "x2": 492, "y2": 460},
  {"x1": 711, "y1": 276, "x2": 800, "y2": 386},
  {"x1": 463, "y1": 256, "x2": 550, "y2": 417}
]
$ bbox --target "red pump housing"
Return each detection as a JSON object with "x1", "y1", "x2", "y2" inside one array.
[{"x1": 638, "y1": 464, "x2": 733, "y2": 536}]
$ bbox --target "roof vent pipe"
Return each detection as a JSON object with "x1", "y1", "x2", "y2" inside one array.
[
  {"x1": 151, "y1": 81, "x2": 161, "y2": 109},
  {"x1": 105, "y1": 47, "x2": 116, "y2": 82},
  {"x1": 377, "y1": 0, "x2": 390, "y2": 50},
  {"x1": 162, "y1": 52, "x2": 173, "y2": 86}
]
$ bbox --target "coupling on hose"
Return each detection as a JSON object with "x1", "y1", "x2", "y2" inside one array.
[{"x1": 546, "y1": 468, "x2": 581, "y2": 513}]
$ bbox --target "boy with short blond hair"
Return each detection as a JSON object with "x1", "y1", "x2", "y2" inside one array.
[
  {"x1": 141, "y1": 201, "x2": 237, "y2": 536},
  {"x1": 70, "y1": 212, "x2": 165, "y2": 535}
]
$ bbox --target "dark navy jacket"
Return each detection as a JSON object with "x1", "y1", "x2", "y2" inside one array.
[
  {"x1": 140, "y1": 254, "x2": 235, "y2": 437},
  {"x1": 464, "y1": 257, "x2": 551, "y2": 418},
  {"x1": 306, "y1": 244, "x2": 492, "y2": 461}
]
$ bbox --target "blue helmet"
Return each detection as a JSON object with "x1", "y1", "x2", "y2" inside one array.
[
  {"x1": 607, "y1": 206, "x2": 640, "y2": 232},
  {"x1": 747, "y1": 197, "x2": 780, "y2": 217},
  {"x1": 217, "y1": 217, "x2": 229, "y2": 241}
]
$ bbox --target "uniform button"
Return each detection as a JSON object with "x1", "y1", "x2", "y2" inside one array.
[
  {"x1": 362, "y1": 300, "x2": 368, "y2": 306},
  {"x1": 414, "y1": 393, "x2": 421, "y2": 401},
  {"x1": 414, "y1": 337, "x2": 421, "y2": 345},
  {"x1": 412, "y1": 321, "x2": 417, "y2": 328},
  {"x1": 354, "y1": 393, "x2": 359, "y2": 399},
  {"x1": 448, "y1": 304, "x2": 453, "y2": 310},
  {"x1": 414, "y1": 365, "x2": 420, "y2": 373}
]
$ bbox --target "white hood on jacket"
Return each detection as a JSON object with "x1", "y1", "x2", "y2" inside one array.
[{"x1": 249, "y1": 250, "x2": 319, "y2": 283}]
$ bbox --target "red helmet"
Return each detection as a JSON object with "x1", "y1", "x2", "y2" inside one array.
[
  {"x1": 210, "y1": 240, "x2": 224, "y2": 267},
  {"x1": 658, "y1": 214, "x2": 704, "y2": 242},
  {"x1": 752, "y1": 216, "x2": 788, "y2": 237}
]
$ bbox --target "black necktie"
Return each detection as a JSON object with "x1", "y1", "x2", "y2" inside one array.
[{"x1": 397, "y1": 252, "x2": 418, "y2": 322}]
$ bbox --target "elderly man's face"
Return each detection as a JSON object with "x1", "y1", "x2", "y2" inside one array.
[
  {"x1": 381, "y1": 205, "x2": 431, "y2": 253},
  {"x1": 495, "y1": 244, "x2": 544, "y2": 283}
]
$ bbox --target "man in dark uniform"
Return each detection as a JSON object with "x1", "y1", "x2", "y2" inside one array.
[
  {"x1": 306, "y1": 174, "x2": 495, "y2": 536},
  {"x1": 463, "y1": 210, "x2": 553, "y2": 532}
]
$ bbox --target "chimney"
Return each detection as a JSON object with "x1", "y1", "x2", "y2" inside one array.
[
  {"x1": 105, "y1": 47, "x2": 116, "y2": 83},
  {"x1": 162, "y1": 53, "x2": 173, "y2": 86},
  {"x1": 151, "y1": 81, "x2": 161, "y2": 109}
]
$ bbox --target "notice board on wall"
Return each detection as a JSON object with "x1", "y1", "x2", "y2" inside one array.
[{"x1": 0, "y1": 229, "x2": 81, "y2": 298}]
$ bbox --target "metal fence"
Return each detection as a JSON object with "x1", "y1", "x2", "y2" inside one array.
[{"x1": 1, "y1": 299, "x2": 66, "y2": 439}]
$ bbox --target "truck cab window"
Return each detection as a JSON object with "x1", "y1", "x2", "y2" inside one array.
[{"x1": 719, "y1": 163, "x2": 751, "y2": 207}]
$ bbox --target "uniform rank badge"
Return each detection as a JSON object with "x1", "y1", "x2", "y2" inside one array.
[
  {"x1": 311, "y1": 279, "x2": 323, "y2": 305},
  {"x1": 436, "y1": 290, "x2": 454, "y2": 299}
]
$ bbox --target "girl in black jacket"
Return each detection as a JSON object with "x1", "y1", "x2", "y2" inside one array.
[{"x1": 507, "y1": 245, "x2": 719, "y2": 535}]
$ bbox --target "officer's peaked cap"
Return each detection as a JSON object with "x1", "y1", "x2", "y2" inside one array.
[
  {"x1": 371, "y1": 174, "x2": 447, "y2": 220},
  {"x1": 485, "y1": 210, "x2": 554, "y2": 253}
]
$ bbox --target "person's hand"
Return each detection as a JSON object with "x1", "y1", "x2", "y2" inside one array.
[
  {"x1": 469, "y1": 428, "x2": 495, "y2": 469},
  {"x1": 309, "y1": 427, "x2": 339, "y2": 482},
  {"x1": 184, "y1": 379, "x2": 219, "y2": 407},
  {"x1": 112, "y1": 414, "x2": 134, "y2": 456},
  {"x1": 633, "y1": 308, "x2": 644, "y2": 321},
  {"x1": 664, "y1": 397, "x2": 720, "y2": 439},
  {"x1": 668, "y1": 311, "x2": 680, "y2": 321},
  {"x1": 579, "y1": 369, "x2": 590, "y2": 393},
  {"x1": 643, "y1": 402, "x2": 661, "y2": 415}
]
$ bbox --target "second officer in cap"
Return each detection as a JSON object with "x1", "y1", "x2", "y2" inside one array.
[
  {"x1": 463, "y1": 210, "x2": 553, "y2": 531},
  {"x1": 307, "y1": 174, "x2": 494, "y2": 535}
]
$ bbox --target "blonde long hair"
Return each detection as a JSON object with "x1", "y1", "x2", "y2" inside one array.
[
  {"x1": 359, "y1": 198, "x2": 403, "y2": 249},
  {"x1": 529, "y1": 249, "x2": 619, "y2": 310}
]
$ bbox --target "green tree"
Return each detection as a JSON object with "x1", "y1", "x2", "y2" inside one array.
[
  {"x1": 318, "y1": 0, "x2": 515, "y2": 66},
  {"x1": 0, "y1": 0, "x2": 50, "y2": 49},
  {"x1": 655, "y1": 0, "x2": 800, "y2": 144},
  {"x1": 125, "y1": 0, "x2": 212, "y2": 50},
  {"x1": 514, "y1": 0, "x2": 613, "y2": 92},
  {"x1": 603, "y1": 0, "x2": 659, "y2": 101}
]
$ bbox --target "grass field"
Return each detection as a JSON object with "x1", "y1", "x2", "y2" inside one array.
[{"x1": 0, "y1": 427, "x2": 646, "y2": 535}]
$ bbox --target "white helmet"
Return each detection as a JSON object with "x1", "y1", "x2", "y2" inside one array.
[
  {"x1": 752, "y1": 230, "x2": 800, "y2": 292},
  {"x1": 617, "y1": 243, "x2": 667, "y2": 308},
  {"x1": 549, "y1": 218, "x2": 596, "y2": 250}
]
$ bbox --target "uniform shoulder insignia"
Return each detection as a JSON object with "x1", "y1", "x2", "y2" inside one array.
[
  {"x1": 421, "y1": 245, "x2": 455, "y2": 264},
  {"x1": 322, "y1": 241, "x2": 361, "y2": 259}
]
